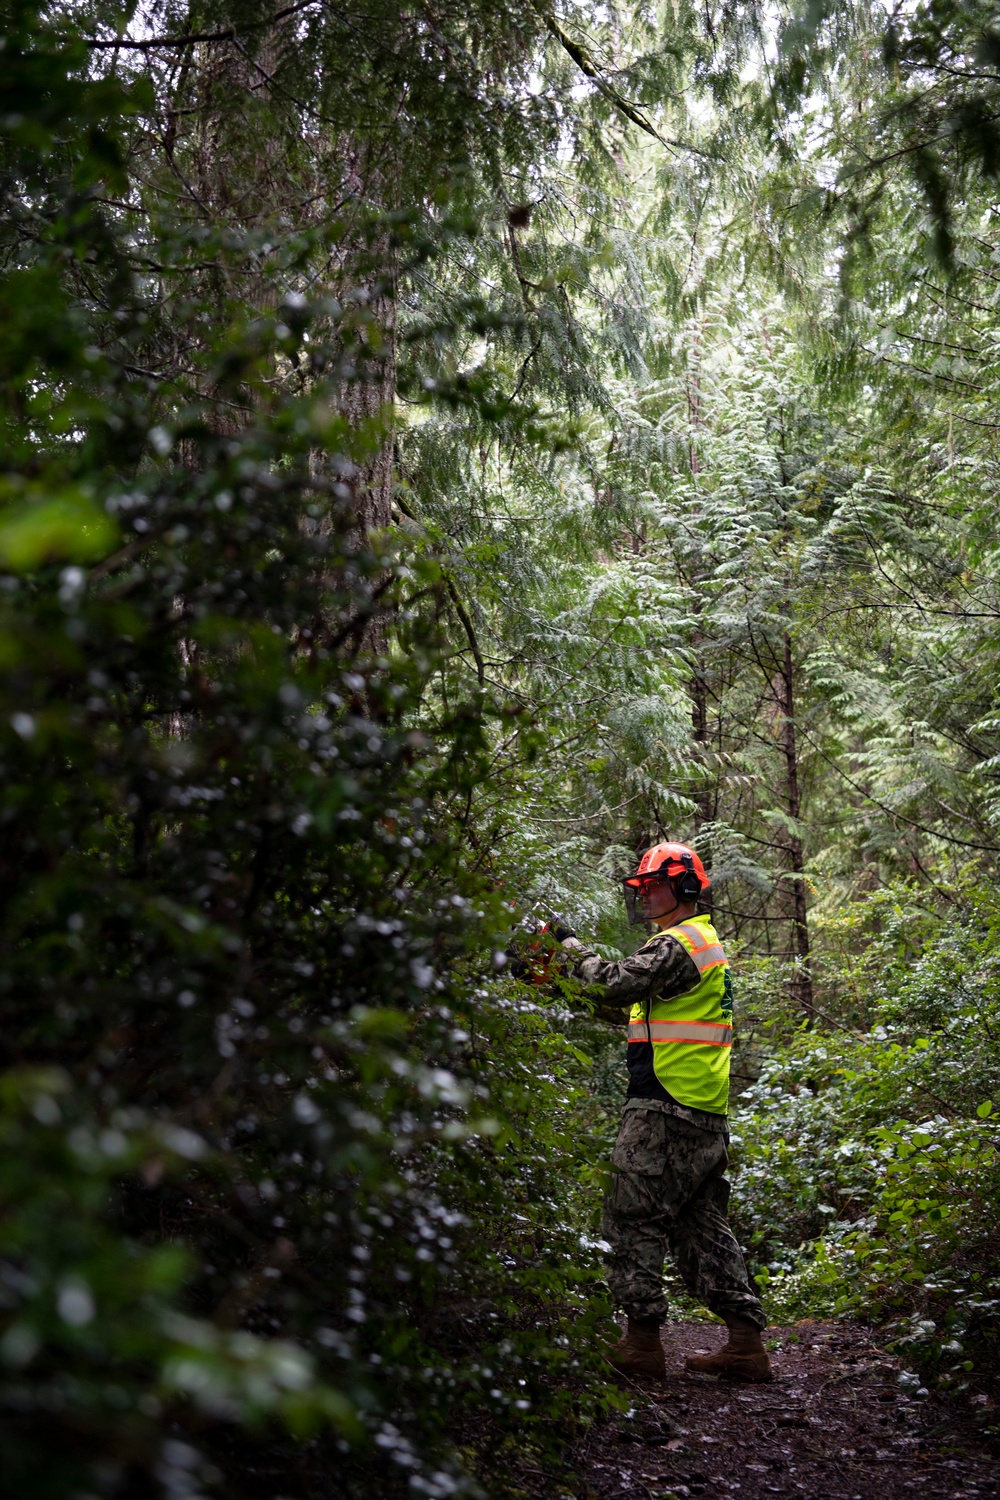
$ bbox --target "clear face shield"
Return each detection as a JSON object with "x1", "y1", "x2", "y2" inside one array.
[{"x1": 622, "y1": 873, "x2": 673, "y2": 927}]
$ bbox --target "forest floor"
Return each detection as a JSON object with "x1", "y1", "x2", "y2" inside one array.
[{"x1": 561, "y1": 1319, "x2": 998, "y2": 1500}]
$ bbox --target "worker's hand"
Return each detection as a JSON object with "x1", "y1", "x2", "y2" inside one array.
[{"x1": 543, "y1": 919, "x2": 576, "y2": 943}]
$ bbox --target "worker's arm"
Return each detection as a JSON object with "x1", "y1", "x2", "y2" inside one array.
[{"x1": 556, "y1": 931, "x2": 699, "y2": 1023}]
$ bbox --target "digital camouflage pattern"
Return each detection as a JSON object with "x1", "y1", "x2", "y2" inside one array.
[
  {"x1": 601, "y1": 1102, "x2": 766, "y2": 1328},
  {"x1": 561, "y1": 929, "x2": 728, "y2": 1130},
  {"x1": 557, "y1": 925, "x2": 762, "y2": 1326},
  {"x1": 560, "y1": 930, "x2": 699, "y2": 1023}
]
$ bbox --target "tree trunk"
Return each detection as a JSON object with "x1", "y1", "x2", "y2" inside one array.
[
  {"x1": 690, "y1": 654, "x2": 714, "y2": 915},
  {"x1": 687, "y1": 316, "x2": 702, "y2": 475},
  {"x1": 339, "y1": 241, "x2": 397, "y2": 539},
  {"x1": 329, "y1": 143, "x2": 400, "y2": 656},
  {"x1": 778, "y1": 631, "x2": 813, "y2": 1014}
]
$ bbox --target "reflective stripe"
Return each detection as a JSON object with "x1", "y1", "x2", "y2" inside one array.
[
  {"x1": 668, "y1": 921, "x2": 727, "y2": 974},
  {"x1": 670, "y1": 920, "x2": 710, "y2": 950},
  {"x1": 627, "y1": 1019, "x2": 733, "y2": 1048}
]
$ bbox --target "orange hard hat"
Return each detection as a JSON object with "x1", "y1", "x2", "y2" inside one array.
[
  {"x1": 622, "y1": 842, "x2": 709, "y2": 925},
  {"x1": 625, "y1": 841, "x2": 710, "y2": 891}
]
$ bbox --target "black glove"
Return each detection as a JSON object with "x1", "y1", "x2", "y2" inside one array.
[{"x1": 547, "y1": 919, "x2": 576, "y2": 943}]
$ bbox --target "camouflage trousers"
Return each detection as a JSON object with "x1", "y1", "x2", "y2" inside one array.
[{"x1": 601, "y1": 1103, "x2": 766, "y2": 1330}]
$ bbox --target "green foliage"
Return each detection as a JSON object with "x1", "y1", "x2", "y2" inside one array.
[
  {"x1": 0, "y1": 1068, "x2": 361, "y2": 1487},
  {"x1": 731, "y1": 890, "x2": 1000, "y2": 1386},
  {"x1": 9, "y1": 0, "x2": 1000, "y2": 1490},
  {"x1": 0, "y1": 4, "x2": 643, "y2": 1494}
]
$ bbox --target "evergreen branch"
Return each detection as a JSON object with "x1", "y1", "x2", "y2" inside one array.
[
  {"x1": 445, "y1": 579, "x2": 486, "y2": 686},
  {"x1": 883, "y1": 328, "x2": 986, "y2": 360},
  {"x1": 874, "y1": 351, "x2": 983, "y2": 394},
  {"x1": 798, "y1": 728, "x2": 1000, "y2": 855},
  {"x1": 902, "y1": 841, "x2": 958, "y2": 906},
  {"x1": 948, "y1": 410, "x2": 1000, "y2": 431},
  {"x1": 392, "y1": 489, "x2": 485, "y2": 686},
  {"x1": 539, "y1": 11, "x2": 716, "y2": 160},
  {"x1": 82, "y1": 0, "x2": 320, "y2": 49},
  {"x1": 916, "y1": 276, "x2": 999, "y2": 316}
]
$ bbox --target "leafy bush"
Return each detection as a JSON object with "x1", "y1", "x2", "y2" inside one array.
[
  {"x1": 731, "y1": 889, "x2": 1000, "y2": 1388},
  {"x1": 0, "y1": 10, "x2": 623, "y2": 1495}
]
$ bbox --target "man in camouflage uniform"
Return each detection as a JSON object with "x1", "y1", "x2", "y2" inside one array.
[{"x1": 548, "y1": 842, "x2": 770, "y2": 1382}]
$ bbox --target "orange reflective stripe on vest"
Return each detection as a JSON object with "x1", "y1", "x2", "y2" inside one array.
[
  {"x1": 628, "y1": 913, "x2": 732, "y2": 1114},
  {"x1": 668, "y1": 921, "x2": 727, "y2": 973},
  {"x1": 627, "y1": 1018, "x2": 733, "y2": 1047}
]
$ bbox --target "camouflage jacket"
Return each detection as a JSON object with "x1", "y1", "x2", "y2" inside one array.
[
  {"x1": 558, "y1": 930, "x2": 700, "y2": 1025},
  {"x1": 560, "y1": 930, "x2": 727, "y2": 1130}
]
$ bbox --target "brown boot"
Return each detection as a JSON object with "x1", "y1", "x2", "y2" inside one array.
[
  {"x1": 685, "y1": 1316, "x2": 772, "y2": 1381},
  {"x1": 604, "y1": 1316, "x2": 666, "y2": 1380}
]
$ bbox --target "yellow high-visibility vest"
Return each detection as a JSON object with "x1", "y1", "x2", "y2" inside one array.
[{"x1": 627, "y1": 914, "x2": 733, "y2": 1115}]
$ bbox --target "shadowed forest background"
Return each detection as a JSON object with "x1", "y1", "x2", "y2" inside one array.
[{"x1": 2, "y1": 0, "x2": 1000, "y2": 1494}]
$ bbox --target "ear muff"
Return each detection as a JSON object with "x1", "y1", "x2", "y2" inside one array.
[{"x1": 672, "y1": 851, "x2": 702, "y2": 903}]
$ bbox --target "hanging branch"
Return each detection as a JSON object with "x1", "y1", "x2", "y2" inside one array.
[
  {"x1": 539, "y1": 10, "x2": 718, "y2": 159},
  {"x1": 393, "y1": 490, "x2": 486, "y2": 687},
  {"x1": 82, "y1": 0, "x2": 320, "y2": 49},
  {"x1": 797, "y1": 726, "x2": 1000, "y2": 855},
  {"x1": 444, "y1": 579, "x2": 486, "y2": 687}
]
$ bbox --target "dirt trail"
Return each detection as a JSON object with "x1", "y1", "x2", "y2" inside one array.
[{"x1": 572, "y1": 1320, "x2": 997, "y2": 1500}]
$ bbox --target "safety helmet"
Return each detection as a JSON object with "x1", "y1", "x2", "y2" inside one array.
[{"x1": 622, "y1": 842, "x2": 710, "y2": 926}]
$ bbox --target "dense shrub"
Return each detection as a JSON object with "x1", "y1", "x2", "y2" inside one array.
[
  {"x1": 0, "y1": 12, "x2": 621, "y2": 1495},
  {"x1": 730, "y1": 889, "x2": 1000, "y2": 1388}
]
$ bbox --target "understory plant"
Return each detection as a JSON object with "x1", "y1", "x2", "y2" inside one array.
[
  {"x1": 0, "y1": 9, "x2": 624, "y2": 1495},
  {"x1": 730, "y1": 888, "x2": 1000, "y2": 1387}
]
